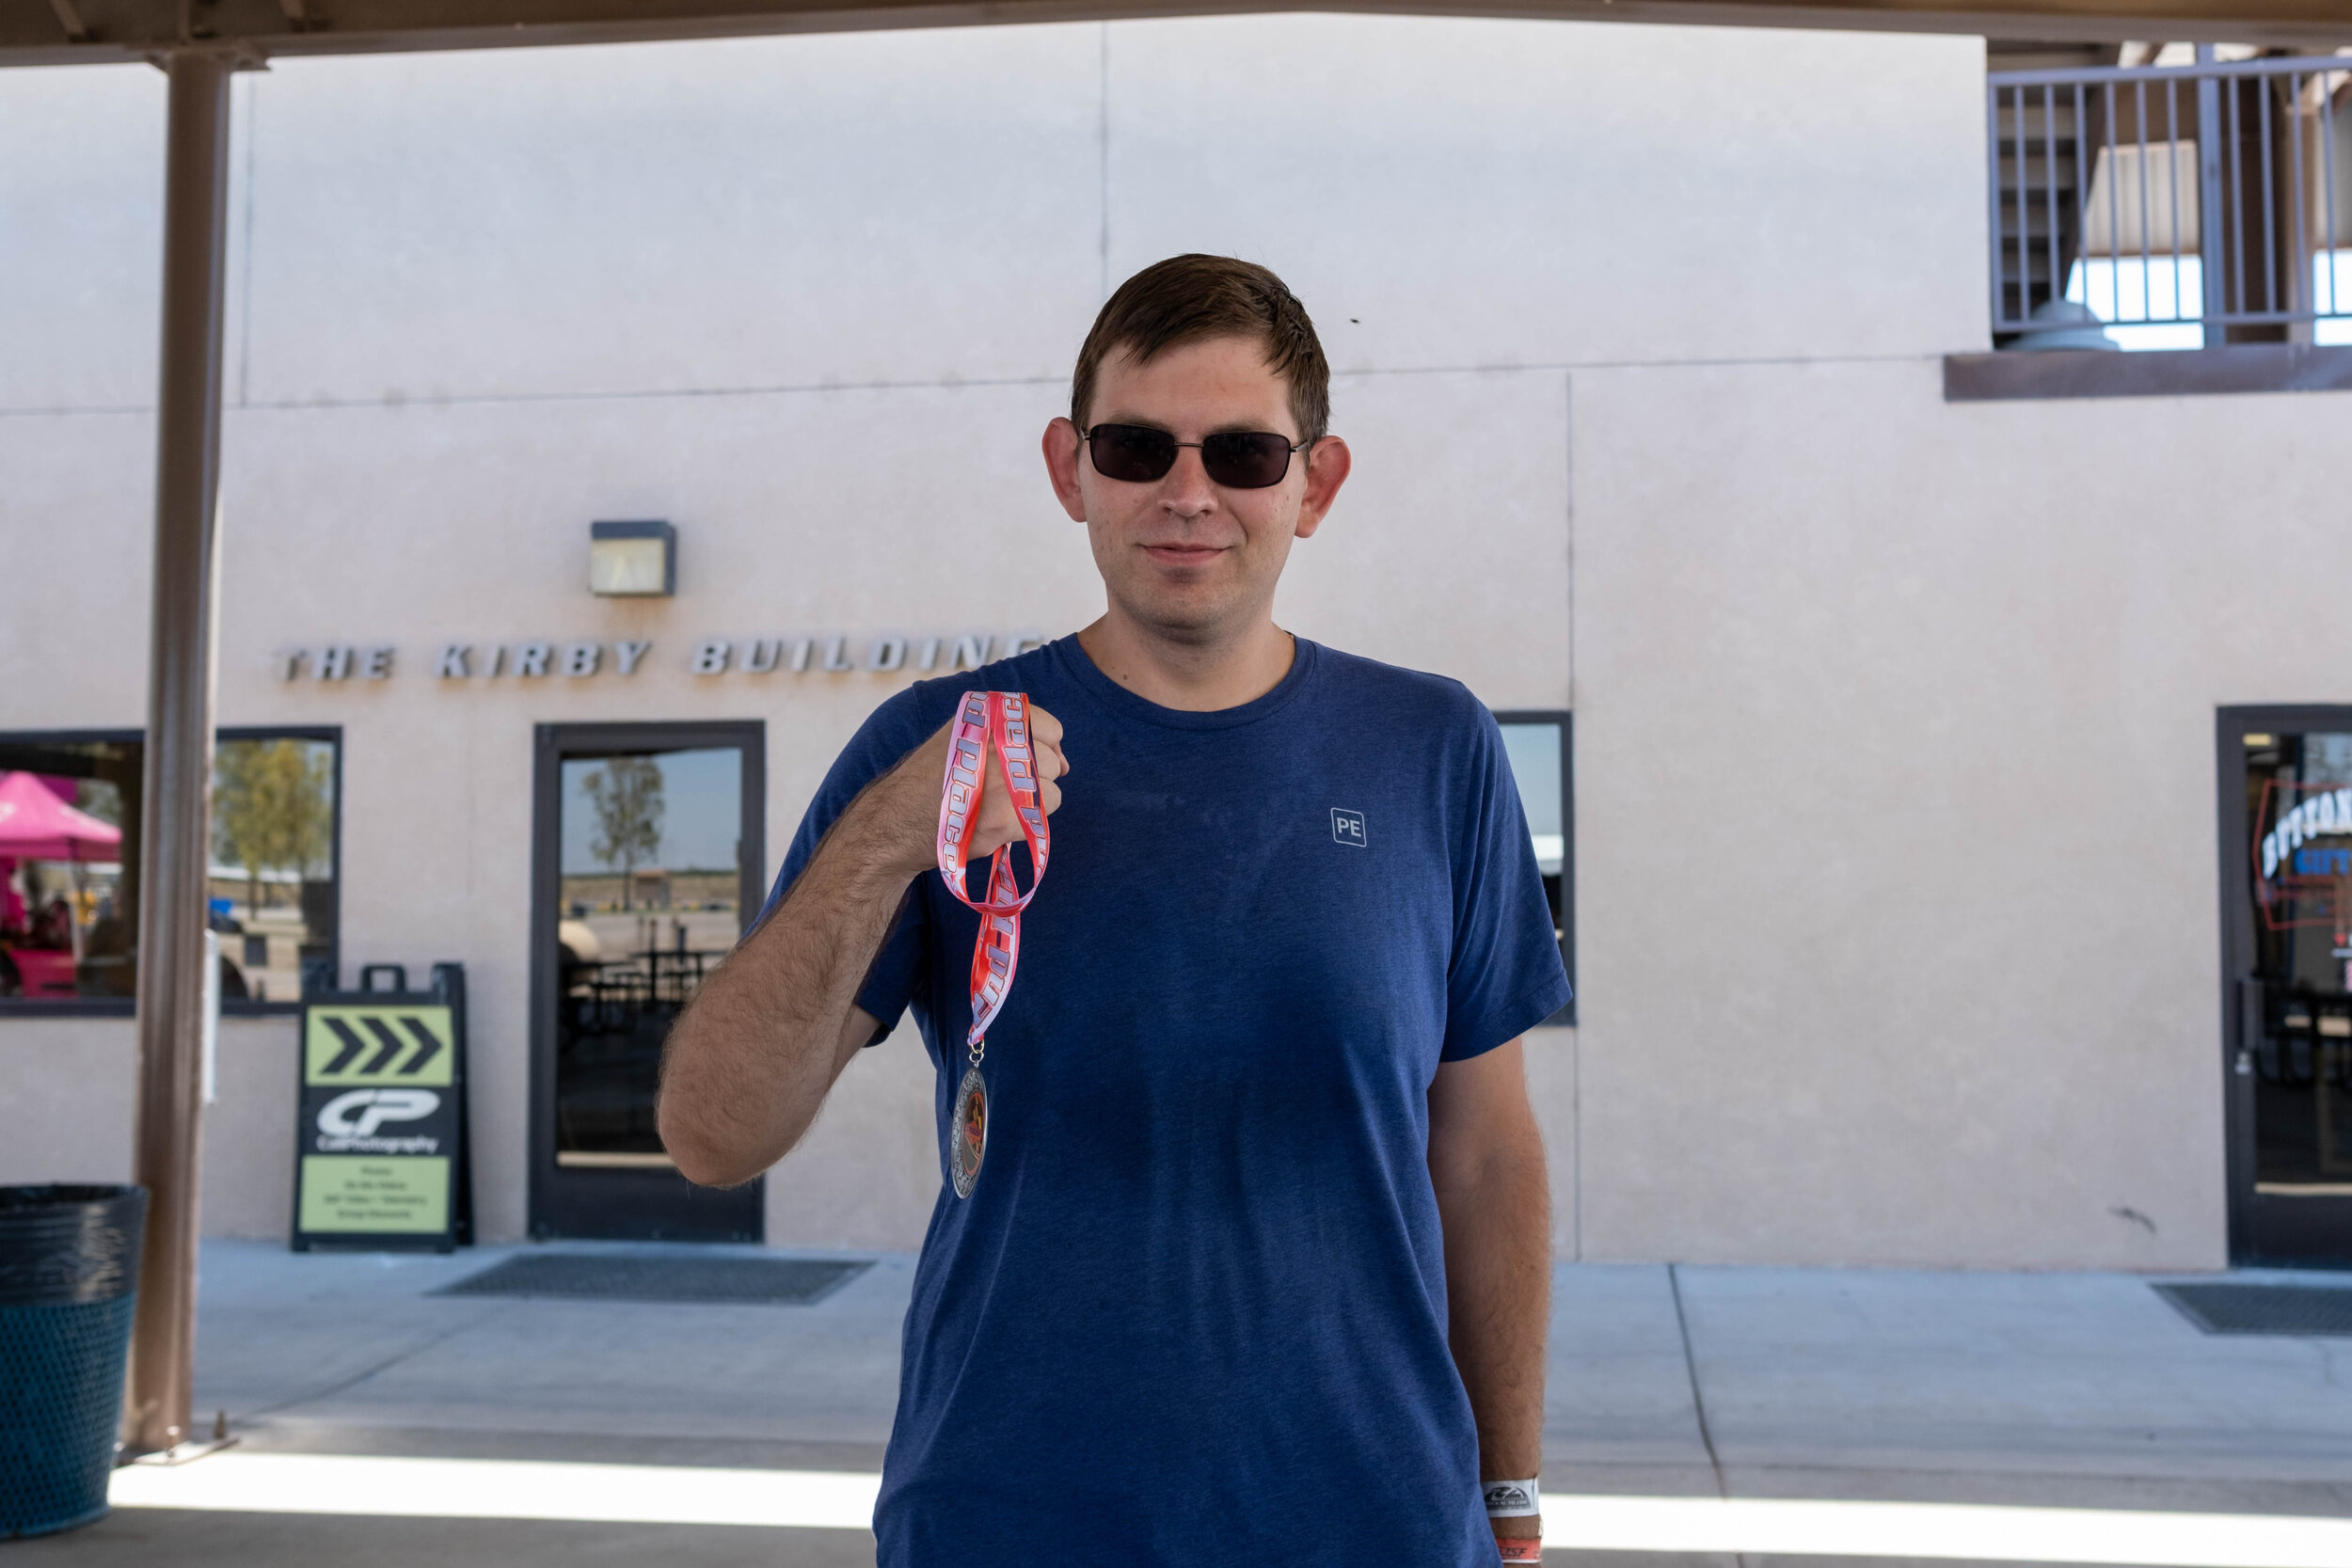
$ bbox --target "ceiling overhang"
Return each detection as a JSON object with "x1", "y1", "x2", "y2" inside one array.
[{"x1": 6, "y1": 0, "x2": 2352, "y2": 67}]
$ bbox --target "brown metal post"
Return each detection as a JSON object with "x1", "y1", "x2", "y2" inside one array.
[{"x1": 125, "y1": 47, "x2": 233, "y2": 1459}]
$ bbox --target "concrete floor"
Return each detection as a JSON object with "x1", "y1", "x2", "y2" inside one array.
[{"x1": 15, "y1": 1241, "x2": 2352, "y2": 1566}]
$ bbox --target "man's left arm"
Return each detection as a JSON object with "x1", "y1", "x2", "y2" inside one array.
[{"x1": 1428, "y1": 1037, "x2": 1549, "y2": 1554}]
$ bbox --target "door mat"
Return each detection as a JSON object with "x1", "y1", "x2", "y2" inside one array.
[
  {"x1": 2153, "y1": 1282, "x2": 2352, "y2": 1336},
  {"x1": 433, "y1": 1253, "x2": 870, "y2": 1306}
]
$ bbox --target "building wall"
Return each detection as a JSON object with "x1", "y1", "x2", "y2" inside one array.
[
  {"x1": 0, "y1": 14, "x2": 2312, "y2": 1269},
  {"x1": 3, "y1": 1017, "x2": 299, "y2": 1238},
  {"x1": 1570, "y1": 359, "x2": 2342, "y2": 1270}
]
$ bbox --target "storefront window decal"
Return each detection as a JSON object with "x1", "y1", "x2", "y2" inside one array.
[{"x1": 2252, "y1": 777, "x2": 2352, "y2": 932}]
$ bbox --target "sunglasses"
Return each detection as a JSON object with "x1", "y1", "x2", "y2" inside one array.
[{"x1": 1082, "y1": 423, "x2": 1310, "y2": 490}]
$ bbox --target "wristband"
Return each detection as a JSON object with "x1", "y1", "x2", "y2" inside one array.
[
  {"x1": 1495, "y1": 1538, "x2": 1542, "y2": 1564},
  {"x1": 1483, "y1": 1479, "x2": 1539, "y2": 1516}
]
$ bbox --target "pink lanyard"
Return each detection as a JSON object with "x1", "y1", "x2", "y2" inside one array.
[{"x1": 935, "y1": 690, "x2": 1051, "y2": 1059}]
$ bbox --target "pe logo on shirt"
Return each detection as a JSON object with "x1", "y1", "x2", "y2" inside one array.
[{"x1": 1330, "y1": 807, "x2": 1367, "y2": 847}]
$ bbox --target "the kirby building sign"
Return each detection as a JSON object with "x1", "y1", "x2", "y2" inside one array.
[{"x1": 278, "y1": 633, "x2": 1045, "y2": 684}]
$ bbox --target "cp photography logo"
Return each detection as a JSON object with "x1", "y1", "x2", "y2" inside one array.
[
  {"x1": 273, "y1": 632, "x2": 1047, "y2": 685},
  {"x1": 315, "y1": 1088, "x2": 441, "y2": 1153}
]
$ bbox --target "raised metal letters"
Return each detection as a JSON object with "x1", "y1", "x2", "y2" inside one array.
[{"x1": 278, "y1": 632, "x2": 1041, "y2": 685}]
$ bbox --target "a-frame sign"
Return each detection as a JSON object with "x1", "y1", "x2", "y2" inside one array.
[{"x1": 294, "y1": 962, "x2": 474, "y2": 1252}]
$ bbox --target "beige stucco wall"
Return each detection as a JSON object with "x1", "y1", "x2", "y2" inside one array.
[
  {"x1": 0, "y1": 1017, "x2": 299, "y2": 1238},
  {"x1": 3, "y1": 15, "x2": 2320, "y2": 1269},
  {"x1": 2, "y1": 1021, "x2": 138, "y2": 1187},
  {"x1": 1566, "y1": 357, "x2": 2344, "y2": 1271}
]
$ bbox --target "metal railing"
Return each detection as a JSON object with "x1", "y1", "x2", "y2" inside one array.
[{"x1": 1988, "y1": 51, "x2": 2352, "y2": 344}]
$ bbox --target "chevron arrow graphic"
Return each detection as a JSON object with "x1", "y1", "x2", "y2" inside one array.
[
  {"x1": 397, "y1": 1015, "x2": 444, "y2": 1076},
  {"x1": 320, "y1": 1017, "x2": 371, "y2": 1075},
  {"x1": 359, "y1": 1016, "x2": 408, "y2": 1075}
]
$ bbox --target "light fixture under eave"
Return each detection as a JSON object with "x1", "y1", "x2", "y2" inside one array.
[{"x1": 589, "y1": 520, "x2": 676, "y2": 596}]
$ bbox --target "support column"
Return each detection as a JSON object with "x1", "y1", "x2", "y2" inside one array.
[{"x1": 125, "y1": 48, "x2": 233, "y2": 1460}]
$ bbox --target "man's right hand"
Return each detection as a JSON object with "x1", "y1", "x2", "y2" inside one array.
[
  {"x1": 658, "y1": 699, "x2": 1066, "y2": 1188},
  {"x1": 859, "y1": 703, "x2": 1068, "y2": 879}
]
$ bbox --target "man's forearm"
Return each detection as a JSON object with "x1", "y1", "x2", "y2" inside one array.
[
  {"x1": 1433, "y1": 1114, "x2": 1550, "y2": 1536},
  {"x1": 658, "y1": 778, "x2": 926, "y2": 1185}
]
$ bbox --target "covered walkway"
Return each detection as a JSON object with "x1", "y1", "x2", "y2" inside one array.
[{"x1": 18, "y1": 1241, "x2": 2352, "y2": 1565}]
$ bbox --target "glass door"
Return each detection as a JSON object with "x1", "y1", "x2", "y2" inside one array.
[
  {"x1": 2221, "y1": 710, "x2": 2352, "y2": 1266},
  {"x1": 530, "y1": 721, "x2": 764, "y2": 1241}
]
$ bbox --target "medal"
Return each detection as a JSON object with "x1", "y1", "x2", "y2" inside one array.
[
  {"x1": 935, "y1": 690, "x2": 1050, "y2": 1197},
  {"x1": 950, "y1": 1065, "x2": 988, "y2": 1198}
]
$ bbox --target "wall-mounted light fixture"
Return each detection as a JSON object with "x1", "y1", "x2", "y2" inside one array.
[{"x1": 588, "y1": 520, "x2": 676, "y2": 597}]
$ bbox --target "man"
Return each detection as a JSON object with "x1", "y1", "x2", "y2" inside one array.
[{"x1": 660, "y1": 255, "x2": 1567, "y2": 1564}]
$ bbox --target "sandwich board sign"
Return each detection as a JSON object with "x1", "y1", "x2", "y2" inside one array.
[{"x1": 294, "y1": 962, "x2": 473, "y2": 1252}]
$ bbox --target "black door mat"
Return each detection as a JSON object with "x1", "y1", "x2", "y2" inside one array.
[
  {"x1": 2154, "y1": 1282, "x2": 2352, "y2": 1336},
  {"x1": 432, "y1": 1253, "x2": 870, "y2": 1306}
]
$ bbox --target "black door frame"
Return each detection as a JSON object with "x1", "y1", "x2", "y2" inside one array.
[
  {"x1": 2216, "y1": 705, "x2": 2352, "y2": 1267},
  {"x1": 529, "y1": 720, "x2": 766, "y2": 1242},
  {"x1": 1495, "y1": 709, "x2": 1575, "y2": 1027}
]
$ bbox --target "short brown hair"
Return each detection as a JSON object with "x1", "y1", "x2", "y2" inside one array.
[{"x1": 1071, "y1": 255, "x2": 1331, "y2": 443}]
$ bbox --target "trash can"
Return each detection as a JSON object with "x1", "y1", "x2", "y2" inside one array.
[{"x1": 0, "y1": 1185, "x2": 148, "y2": 1539}]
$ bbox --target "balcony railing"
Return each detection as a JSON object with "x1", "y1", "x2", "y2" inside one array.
[{"x1": 1988, "y1": 52, "x2": 2352, "y2": 348}]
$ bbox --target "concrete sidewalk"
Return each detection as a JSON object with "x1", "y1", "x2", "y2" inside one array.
[{"x1": 17, "y1": 1241, "x2": 2352, "y2": 1566}]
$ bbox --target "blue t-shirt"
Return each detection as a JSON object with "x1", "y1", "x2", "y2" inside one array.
[{"x1": 763, "y1": 634, "x2": 1570, "y2": 1567}]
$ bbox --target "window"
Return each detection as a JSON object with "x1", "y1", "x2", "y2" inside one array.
[
  {"x1": 0, "y1": 734, "x2": 140, "y2": 1007},
  {"x1": 0, "y1": 728, "x2": 340, "y2": 1013},
  {"x1": 211, "y1": 730, "x2": 342, "y2": 1007},
  {"x1": 1496, "y1": 711, "x2": 1574, "y2": 1026}
]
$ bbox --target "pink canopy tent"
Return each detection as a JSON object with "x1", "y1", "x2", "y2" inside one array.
[{"x1": 0, "y1": 770, "x2": 123, "y2": 863}]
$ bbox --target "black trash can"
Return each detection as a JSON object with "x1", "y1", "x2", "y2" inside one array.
[{"x1": 0, "y1": 1185, "x2": 148, "y2": 1539}]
